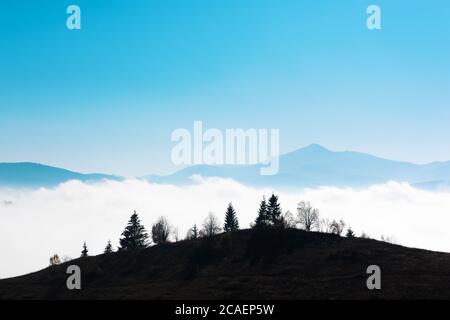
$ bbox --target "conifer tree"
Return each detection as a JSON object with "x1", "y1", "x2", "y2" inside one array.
[
  {"x1": 186, "y1": 224, "x2": 199, "y2": 240},
  {"x1": 119, "y1": 210, "x2": 149, "y2": 250},
  {"x1": 267, "y1": 193, "x2": 282, "y2": 225},
  {"x1": 224, "y1": 203, "x2": 239, "y2": 232},
  {"x1": 104, "y1": 240, "x2": 113, "y2": 254},
  {"x1": 254, "y1": 196, "x2": 269, "y2": 227},
  {"x1": 81, "y1": 241, "x2": 88, "y2": 257},
  {"x1": 192, "y1": 224, "x2": 198, "y2": 239}
]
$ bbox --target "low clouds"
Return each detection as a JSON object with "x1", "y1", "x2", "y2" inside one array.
[{"x1": 1, "y1": 177, "x2": 450, "y2": 278}]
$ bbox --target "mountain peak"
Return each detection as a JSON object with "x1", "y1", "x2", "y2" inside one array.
[{"x1": 302, "y1": 143, "x2": 330, "y2": 152}]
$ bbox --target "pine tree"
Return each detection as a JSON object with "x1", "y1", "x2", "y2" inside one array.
[
  {"x1": 267, "y1": 193, "x2": 282, "y2": 225},
  {"x1": 81, "y1": 241, "x2": 88, "y2": 257},
  {"x1": 224, "y1": 203, "x2": 239, "y2": 232},
  {"x1": 104, "y1": 240, "x2": 113, "y2": 254},
  {"x1": 192, "y1": 224, "x2": 198, "y2": 239},
  {"x1": 187, "y1": 224, "x2": 199, "y2": 240},
  {"x1": 254, "y1": 196, "x2": 269, "y2": 227},
  {"x1": 119, "y1": 210, "x2": 149, "y2": 250}
]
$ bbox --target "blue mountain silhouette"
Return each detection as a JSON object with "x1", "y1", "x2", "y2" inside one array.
[
  {"x1": 0, "y1": 162, "x2": 120, "y2": 187},
  {"x1": 146, "y1": 144, "x2": 450, "y2": 189},
  {"x1": 2, "y1": 145, "x2": 450, "y2": 189}
]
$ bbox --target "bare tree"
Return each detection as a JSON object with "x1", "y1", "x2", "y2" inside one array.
[
  {"x1": 329, "y1": 219, "x2": 346, "y2": 235},
  {"x1": 172, "y1": 226, "x2": 180, "y2": 242},
  {"x1": 151, "y1": 216, "x2": 172, "y2": 245},
  {"x1": 320, "y1": 218, "x2": 333, "y2": 233},
  {"x1": 201, "y1": 213, "x2": 221, "y2": 237},
  {"x1": 296, "y1": 201, "x2": 320, "y2": 231},
  {"x1": 49, "y1": 254, "x2": 61, "y2": 266},
  {"x1": 360, "y1": 232, "x2": 371, "y2": 239},
  {"x1": 380, "y1": 234, "x2": 397, "y2": 244},
  {"x1": 280, "y1": 210, "x2": 297, "y2": 228}
]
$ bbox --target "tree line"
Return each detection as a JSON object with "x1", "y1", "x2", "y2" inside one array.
[{"x1": 49, "y1": 193, "x2": 365, "y2": 264}]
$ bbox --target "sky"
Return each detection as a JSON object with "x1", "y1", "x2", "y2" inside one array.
[{"x1": 0, "y1": 0, "x2": 449, "y2": 176}]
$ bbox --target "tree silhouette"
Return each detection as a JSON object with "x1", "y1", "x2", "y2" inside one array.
[
  {"x1": 151, "y1": 216, "x2": 172, "y2": 245},
  {"x1": 297, "y1": 201, "x2": 320, "y2": 231},
  {"x1": 330, "y1": 219, "x2": 346, "y2": 235},
  {"x1": 201, "y1": 213, "x2": 221, "y2": 237},
  {"x1": 119, "y1": 210, "x2": 149, "y2": 250},
  {"x1": 254, "y1": 196, "x2": 269, "y2": 227},
  {"x1": 224, "y1": 203, "x2": 239, "y2": 232},
  {"x1": 49, "y1": 254, "x2": 60, "y2": 266},
  {"x1": 267, "y1": 193, "x2": 282, "y2": 225},
  {"x1": 186, "y1": 224, "x2": 199, "y2": 240},
  {"x1": 104, "y1": 240, "x2": 113, "y2": 254},
  {"x1": 346, "y1": 228, "x2": 355, "y2": 238},
  {"x1": 81, "y1": 241, "x2": 88, "y2": 257}
]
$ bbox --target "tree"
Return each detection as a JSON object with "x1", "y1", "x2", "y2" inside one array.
[
  {"x1": 360, "y1": 232, "x2": 371, "y2": 239},
  {"x1": 254, "y1": 196, "x2": 270, "y2": 227},
  {"x1": 224, "y1": 203, "x2": 239, "y2": 232},
  {"x1": 267, "y1": 193, "x2": 282, "y2": 225},
  {"x1": 151, "y1": 216, "x2": 172, "y2": 245},
  {"x1": 280, "y1": 210, "x2": 297, "y2": 228},
  {"x1": 296, "y1": 201, "x2": 320, "y2": 231},
  {"x1": 201, "y1": 213, "x2": 221, "y2": 237},
  {"x1": 173, "y1": 226, "x2": 180, "y2": 242},
  {"x1": 186, "y1": 224, "x2": 199, "y2": 240},
  {"x1": 104, "y1": 240, "x2": 113, "y2": 254},
  {"x1": 81, "y1": 242, "x2": 88, "y2": 257},
  {"x1": 380, "y1": 234, "x2": 397, "y2": 244},
  {"x1": 49, "y1": 254, "x2": 60, "y2": 266},
  {"x1": 330, "y1": 219, "x2": 346, "y2": 235},
  {"x1": 318, "y1": 218, "x2": 332, "y2": 233},
  {"x1": 119, "y1": 210, "x2": 149, "y2": 250},
  {"x1": 346, "y1": 228, "x2": 355, "y2": 238}
]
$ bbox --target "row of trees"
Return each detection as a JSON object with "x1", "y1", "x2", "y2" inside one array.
[
  {"x1": 75, "y1": 202, "x2": 242, "y2": 257},
  {"x1": 63, "y1": 194, "x2": 360, "y2": 260}
]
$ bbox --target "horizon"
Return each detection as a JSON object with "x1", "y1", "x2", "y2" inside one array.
[{"x1": 2, "y1": 143, "x2": 450, "y2": 177}]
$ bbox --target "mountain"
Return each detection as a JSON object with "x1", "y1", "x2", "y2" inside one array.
[
  {"x1": 3, "y1": 145, "x2": 450, "y2": 189},
  {"x1": 1, "y1": 228, "x2": 450, "y2": 299},
  {"x1": 147, "y1": 144, "x2": 450, "y2": 189},
  {"x1": 0, "y1": 162, "x2": 120, "y2": 187}
]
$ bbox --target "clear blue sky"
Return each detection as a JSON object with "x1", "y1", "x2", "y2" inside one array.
[{"x1": 0, "y1": 0, "x2": 449, "y2": 176}]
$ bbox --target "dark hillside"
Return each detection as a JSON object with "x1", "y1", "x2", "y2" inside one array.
[{"x1": 1, "y1": 228, "x2": 450, "y2": 299}]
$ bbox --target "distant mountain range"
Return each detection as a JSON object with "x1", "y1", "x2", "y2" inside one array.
[
  {"x1": 2, "y1": 144, "x2": 450, "y2": 189},
  {"x1": 0, "y1": 162, "x2": 119, "y2": 187},
  {"x1": 147, "y1": 144, "x2": 450, "y2": 190}
]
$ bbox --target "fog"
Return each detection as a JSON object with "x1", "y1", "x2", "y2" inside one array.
[{"x1": 1, "y1": 177, "x2": 450, "y2": 278}]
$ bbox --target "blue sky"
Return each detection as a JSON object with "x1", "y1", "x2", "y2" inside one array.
[{"x1": 0, "y1": 0, "x2": 449, "y2": 176}]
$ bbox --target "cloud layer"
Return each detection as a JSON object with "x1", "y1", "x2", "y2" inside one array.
[{"x1": 1, "y1": 177, "x2": 450, "y2": 278}]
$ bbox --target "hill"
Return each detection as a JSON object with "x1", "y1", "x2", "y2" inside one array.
[
  {"x1": 1, "y1": 228, "x2": 450, "y2": 299},
  {"x1": 0, "y1": 162, "x2": 120, "y2": 187},
  {"x1": 147, "y1": 144, "x2": 450, "y2": 189}
]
